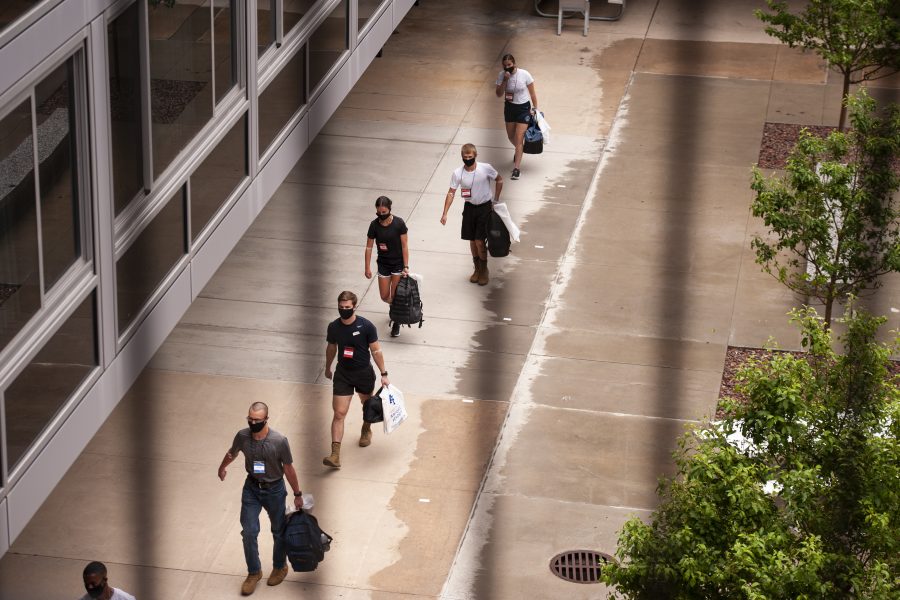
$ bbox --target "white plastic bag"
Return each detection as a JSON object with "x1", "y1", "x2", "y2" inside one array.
[
  {"x1": 535, "y1": 110, "x2": 551, "y2": 145},
  {"x1": 286, "y1": 492, "x2": 315, "y2": 516},
  {"x1": 491, "y1": 201, "x2": 520, "y2": 243},
  {"x1": 407, "y1": 272, "x2": 423, "y2": 293},
  {"x1": 380, "y1": 384, "x2": 408, "y2": 434}
]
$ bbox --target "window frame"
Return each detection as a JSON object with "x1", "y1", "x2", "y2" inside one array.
[
  {"x1": 0, "y1": 0, "x2": 67, "y2": 50},
  {"x1": 0, "y1": 32, "x2": 96, "y2": 383},
  {"x1": 356, "y1": 0, "x2": 390, "y2": 41},
  {"x1": 110, "y1": 0, "x2": 249, "y2": 237},
  {"x1": 305, "y1": 0, "x2": 350, "y2": 99},
  {"x1": 0, "y1": 280, "x2": 100, "y2": 491},
  {"x1": 113, "y1": 182, "x2": 189, "y2": 346},
  {"x1": 257, "y1": 41, "x2": 308, "y2": 166},
  {"x1": 187, "y1": 106, "x2": 251, "y2": 249}
]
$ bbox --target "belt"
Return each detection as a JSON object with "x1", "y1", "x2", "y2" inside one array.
[{"x1": 247, "y1": 477, "x2": 282, "y2": 489}]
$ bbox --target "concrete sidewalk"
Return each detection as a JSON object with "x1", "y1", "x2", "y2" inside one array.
[{"x1": 1, "y1": 1, "x2": 898, "y2": 598}]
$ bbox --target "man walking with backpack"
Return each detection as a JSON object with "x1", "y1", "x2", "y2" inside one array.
[
  {"x1": 440, "y1": 143, "x2": 503, "y2": 286},
  {"x1": 218, "y1": 402, "x2": 303, "y2": 595},
  {"x1": 323, "y1": 291, "x2": 390, "y2": 468}
]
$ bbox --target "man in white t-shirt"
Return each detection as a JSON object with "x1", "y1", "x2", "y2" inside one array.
[
  {"x1": 440, "y1": 143, "x2": 503, "y2": 286},
  {"x1": 79, "y1": 561, "x2": 136, "y2": 600}
]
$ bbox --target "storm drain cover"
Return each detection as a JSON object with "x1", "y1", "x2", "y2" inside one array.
[{"x1": 549, "y1": 550, "x2": 614, "y2": 584}]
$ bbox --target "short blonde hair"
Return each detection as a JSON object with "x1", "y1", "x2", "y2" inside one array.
[{"x1": 461, "y1": 143, "x2": 477, "y2": 155}]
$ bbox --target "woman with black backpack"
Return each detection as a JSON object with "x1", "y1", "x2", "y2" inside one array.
[{"x1": 364, "y1": 196, "x2": 409, "y2": 337}]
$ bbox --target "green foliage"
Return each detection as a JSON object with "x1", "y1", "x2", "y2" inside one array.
[
  {"x1": 756, "y1": 0, "x2": 900, "y2": 130},
  {"x1": 602, "y1": 307, "x2": 900, "y2": 599},
  {"x1": 750, "y1": 91, "x2": 900, "y2": 327}
]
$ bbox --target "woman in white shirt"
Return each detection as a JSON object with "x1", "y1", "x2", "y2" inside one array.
[{"x1": 495, "y1": 54, "x2": 538, "y2": 180}]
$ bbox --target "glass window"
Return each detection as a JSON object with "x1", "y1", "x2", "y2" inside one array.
[
  {"x1": 213, "y1": 0, "x2": 238, "y2": 104},
  {"x1": 35, "y1": 57, "x2": 82, "y2": 291},
  {"x1": 4, "y1": 291, "x2": 98, "y2": 471},
  {"x1": 257, "y1": 0, "x2": 275, "y2": 57},
  {"x1": 284, "y1": 0, "x2": 322, "y2": 37},
  {"x1": 358, "y1": 0, "x2": 386, "y2": 34},
  {"x1": 148, "y1": 0, "x2": 214, "y2": 179},
  {"x1": 258, "y1": 46, "x2": 306, "y2": 156},
  {"x1": 108, "y1": 2, "x2": 145, "y2": 215},
  {"x1": 116, "y1": 187, "x2": 186, "y2": 333},
  {"x1": 308, "y1": 1, "x2": 347, "y2": 92},
  {"x1": 0, "y1": 100, "x2": 41, "y2": 354},
  {"x1": 190, "y1": 113, "x2": 247, "y2": 240}
]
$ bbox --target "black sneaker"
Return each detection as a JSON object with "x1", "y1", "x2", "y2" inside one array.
[
  {"x1": 511, "y1": 168, "x2": 520, "y2": 180},
  {"x1": 391, "y1": 321, "x2": 401, "y2": 337}
]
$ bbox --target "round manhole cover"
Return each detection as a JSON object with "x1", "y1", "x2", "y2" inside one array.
[{"x1": 549, "y1": 550, "x2": 614, "y2": 584}]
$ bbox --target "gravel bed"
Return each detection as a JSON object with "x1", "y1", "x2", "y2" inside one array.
[
  {"x1": 757, "y1": 122, "x2": 836, "y2": 169},
  {"x1": 150, "y1": 79, "x2": 207, "y2": 124},
  {"x1": 758, "y1": 121, "x2": 900, "y2": 171},
  {"x1": 0, "y1": 283, "x2": 20, "y2": 306},
  {"x1": 718, "y1": 345, "x2": 900, "y2": 419}
]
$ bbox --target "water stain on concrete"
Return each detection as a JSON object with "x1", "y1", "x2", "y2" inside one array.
[{"x1": 367, "y1": 397, "x2": 507, "y2": 596}]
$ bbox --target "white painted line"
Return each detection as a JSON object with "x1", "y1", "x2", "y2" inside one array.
[
  {"x1": 557, "y1": 184, "x2": 566, "y2": 188},
  {"x1": 462, "y1": 399, "x2": 474, "y2": 403},
  {"x1": 419, "y1": 498, "x2": 431, "y2": 503},
  {"x1": 534, "y1": 245, "x2": 544, "y2": 249},
  {"x1": 502, "y1": 317, "x2": 512, "y2": 321}
]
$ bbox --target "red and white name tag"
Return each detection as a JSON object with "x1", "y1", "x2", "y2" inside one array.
[
  {"x1": 461, "y1": 188, "x2": 472, "y2": 198},
  {"x1": 343, "y1": 347, "x2": 354, "y2": 359},
  {"x1": 378, "y1": 243, "x2": 387, "y2": 251},
  {"x1": 505, "y1": 91, "x2": 513, "y2": 101}
]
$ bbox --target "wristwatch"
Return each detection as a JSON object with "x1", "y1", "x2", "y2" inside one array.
[
  {"x1": 294, "y1": 491, "x2": 302, "y2": 497},
  {"x1": 381, "y1": 371, "x2": 388, "y2": 376}
]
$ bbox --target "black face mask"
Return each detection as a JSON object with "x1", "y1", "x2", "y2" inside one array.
[
  {"x1": 339, "y1": 307, "x2": 354, "y2": 320},
  {"x1": 85, "y1": 582, "x2": 106, "y2": 599},
  {"x1": 463, "y1": 157, "x2": 476, "y2": 167},
  {"x1": 504, "y1": 66, "x2": 514, "y2": 73},
  {"x1": 376, "y1": 212, "x2": 391, "y2": 221},
  {"x1": 248, "y1": 420, "x2": 267, "y2": 433}
]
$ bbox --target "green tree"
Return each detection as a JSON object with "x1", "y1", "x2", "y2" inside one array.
[
  {"x1": 750, "y1": 91, "x2": 900, "y2": 328},
  {"x1": 602, "y1": 307, "x2": 900, "y2": 599},
  {"x1": 756, "y1": 0, "x2": 900, "y2": 131}
]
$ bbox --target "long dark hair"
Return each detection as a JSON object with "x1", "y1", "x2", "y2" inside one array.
[{"x1": 374, "y1": 195, "x2": 392, "y2": 209}]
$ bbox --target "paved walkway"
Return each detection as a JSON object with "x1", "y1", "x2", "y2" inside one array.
[{"x1": 2, "y1": 1, "x2": 898, "y2": 598}]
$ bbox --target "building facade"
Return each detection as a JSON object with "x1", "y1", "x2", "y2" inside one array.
[{"x1": 0, "y1": 0, "x2": 413, "y2": 557}]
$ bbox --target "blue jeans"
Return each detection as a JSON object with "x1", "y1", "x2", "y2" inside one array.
[{"x1": 240, "y1": 478, "x2": 287, "y2": 573}]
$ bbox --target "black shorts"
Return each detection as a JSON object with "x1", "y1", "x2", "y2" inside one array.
[
  {"x1": 377, "y1": 259, "x2": 404, "y2": 277},
  {"x1": 461, "y1": 201, "x2": 492, "y2": 241},
  {"x1": 333, "y1": 365, "x2": 376, "y2": 396},
  {"x1": 504, "y1": 101, "x2": 532, "y2": 124}
]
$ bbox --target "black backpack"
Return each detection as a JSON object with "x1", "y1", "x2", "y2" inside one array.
[
  {"x1": 283, "y1": 510, "x2": 333, "y2": 572},
  {"x1": 486, "y1": 210, "x2": 511, "y2": 257},
  {"x1": 523, "y1": 117, "x2": 543, "y2": 155},
  {"x1": 389, "y1": 276, "x2": 424, "y2": 328}
]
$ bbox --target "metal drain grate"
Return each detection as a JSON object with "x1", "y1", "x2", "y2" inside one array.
[{"x1": 549, "y1": 550, "x2": 613, "y2": 584}]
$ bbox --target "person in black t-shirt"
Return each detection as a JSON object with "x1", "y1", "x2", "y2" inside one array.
[
  {"x1": 322, "y1": 290, "x2": 390, "y2": 468},
  {"x1": 365, "y1": 196, "x2": 409, "y2": 337}
]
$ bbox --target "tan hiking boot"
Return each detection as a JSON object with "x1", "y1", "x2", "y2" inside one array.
[
  {"x1": 267, "y1": 566, "x2": 289, "y2": 586},
  {"x1": 241, "y1": 572, "x2": 262, "y2": 595},
  {"x1": 477, "y1": 258, "x2": 489, "y2": 286},
  {"x1": 469, "y1": 255, "x2": 480, "y2": 283},
  {"x1": 359, "y1": 422, "x2": 372, "y2": 447},
  {"x1": 323, "y1": 441, "x2": 341, "y2": 468}
]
